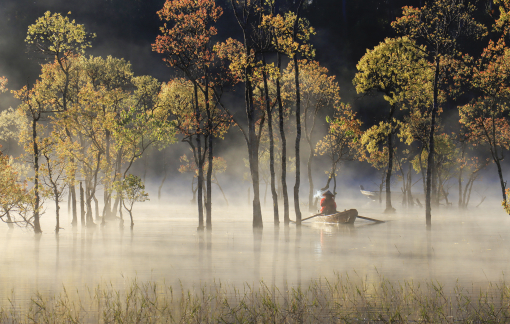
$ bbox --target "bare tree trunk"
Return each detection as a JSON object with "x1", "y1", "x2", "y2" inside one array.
[
  {"x1": 385, "y1": 104, "x2": 395, "y2": 213},
  {"x1": 80, "y1": 182, "x2": 85, "y2": 226},
  {"x1": 293, "y1": 55, "x2": 302, "y2": 225},
  {"x1": 263, "y1": 56, "x2": 279, "y2": 226},
  {"x1": 55, "y1": 187, "x2": 60, "y2": 233},
  {"x1": 205, "y1": 78, "x2": 213, "y2": 231},
  {"x1": 194, "y1": 83, "x2": 205, "y2": 230},
  {"x1": 93, "y1": 195, "x2": 99, "y2": 221},
  {"x1": 32, "y1": 118, "x2": 42, "y2": 233},
  {"x1": 276, "y1": 52, "x2": 289, "y2": 225},
  {"x1": 425, "y1": 59, "x2": 440, "y2": 227},
  {"x1": 246, "y1": 66, "x2": 263, "y2": 228}
]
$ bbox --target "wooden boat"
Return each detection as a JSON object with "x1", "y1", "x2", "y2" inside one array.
[{"x1": 313, "y1": 209, "x2": 357, "y2": 224}]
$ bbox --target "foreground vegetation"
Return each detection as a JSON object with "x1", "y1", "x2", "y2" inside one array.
[{"x1": 3, "y1": 274, "x2": 510, "y2": 323}]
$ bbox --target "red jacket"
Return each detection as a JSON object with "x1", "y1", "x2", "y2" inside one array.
[{"x1": 320, "y1": 197, "x2": 336, "y2": 214}]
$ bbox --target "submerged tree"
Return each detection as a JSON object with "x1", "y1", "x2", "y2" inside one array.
[
  {"x1": 392, "y1": 0, "x2": 486, "y2": 226},
  {"x1": 113, "y1": 174, "x2": 149, "y2": 229},
  {"x1": 354, "y1": 36, "x2": 430, "y2": 213},
  {"x1": 25, "y1": 11, "x2": 95, "y2": 227},
  {"x1": 315, "y1": 104, "x2": 362, "y2": 197},
  {"x1": 153, "y1": 0, "x2": 223, "y2": 230}
]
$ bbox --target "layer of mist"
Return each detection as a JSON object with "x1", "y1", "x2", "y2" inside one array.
[{"x1": 2, "y1": 189, "x2": 509, "y2": 309}]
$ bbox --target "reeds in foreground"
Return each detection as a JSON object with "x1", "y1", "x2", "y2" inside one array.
[{"x1": 1, "y1": 274, "x2": 510, "y2": 323}]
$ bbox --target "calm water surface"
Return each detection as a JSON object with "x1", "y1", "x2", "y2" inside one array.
[{"x1": 1, "y1": 201, "x2": 510, "y2": 306}]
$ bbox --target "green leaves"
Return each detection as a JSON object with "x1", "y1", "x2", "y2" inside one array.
[
  {"x1": 26, "y1": 11, "x2": 95, "y2": 59},
  {"x1": 354, "y1": 37, "x2": 430, "y2": 106}
]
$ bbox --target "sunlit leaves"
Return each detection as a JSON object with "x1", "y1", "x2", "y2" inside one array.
[
  {"x1": 25, "y1": 11, "x2": 95, "y2": 61},
  {"x1": 152, "y1": 0, "x2": 222, "y2": 72},
  {"x1": 354, "y1": 37, "x2": 430, "y2": 106},
  {"x1": 260, "y1": 12, "x2": 315, "y2": 59},
  {"x1": 0, "y1": 76, "x2": 7, "y2": 93},
  {"x1": 391, "y1": 1, "x2": 486, "y2": 57}
]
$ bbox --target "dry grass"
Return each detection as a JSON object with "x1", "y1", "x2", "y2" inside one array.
[{"x1": 2, "y1": 273, "x2": 510, "y2": 323}]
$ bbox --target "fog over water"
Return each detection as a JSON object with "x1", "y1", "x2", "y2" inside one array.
[{"x1": 2, "y1": 192, "x2": 510, "y2": 308}]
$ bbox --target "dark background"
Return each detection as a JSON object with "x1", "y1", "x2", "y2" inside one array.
[{"x1": 0, "y1": 0, "x2": 499, "y2": 204}]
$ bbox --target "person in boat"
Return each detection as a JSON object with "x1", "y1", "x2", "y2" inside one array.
[{"x1": 320, "y1": 190, "x2": 337, "y2": 215}]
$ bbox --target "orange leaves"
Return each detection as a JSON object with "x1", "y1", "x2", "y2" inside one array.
[
  {"x1": 214, "y1": 38, "x2": 253, "y2": 83},
  {"x1": 152, "y1": 0, "x2": 222, "y2": 71}
]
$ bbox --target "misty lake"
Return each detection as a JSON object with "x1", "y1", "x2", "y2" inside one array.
[{"x1": 2, "y1": 200, "x2": 510, "y2": 309}]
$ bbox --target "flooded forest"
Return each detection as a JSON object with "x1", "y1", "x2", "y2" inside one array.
[{"x1": 1, "y1": 0, "x2": 510, "y2": 322}]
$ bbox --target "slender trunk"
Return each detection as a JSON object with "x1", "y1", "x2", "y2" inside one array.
[
  {"x1": 70, "y1": 188, "x2": 78, "y2": 226},
  {"x1": 215, "y1": 179, "x2": 229, "y2": 206},
  {"x1": 458, "y1": 143, "x2": 465, "y2": 208},
  {"x1": 385, "y1": 104, "x2": 395, "y2": 213},
  {"x1": 110, "y1": 149, "x2": 123, "y2": 218},
  {"x1": 80, "y1": 182, "x2": 85, "y2": 226},
  {"x1": 54, "y1": 187, "x2": 60, "y2": 234},
  {"x1": 262, "y1": 56, "x2": 279, "y2": 226},
  {"x1": 426, "y1": 58, "x2": 440, "y2": 227},
  {"x1": 158, "y1": 160, "x2": 168, "y2": 201},
  {"x1": 32, "y1": 118, "x2": 41, "y2": 233},
  {"x1": 276, "y1": 52, "x2": 289, "y2": 225},
  {"x1": 495, "y1": 159, "x2": 507, "y2": 204},
  {"x1": 103, "y1": 130, "x2": 112, "y2": 218},
  {"x1": 93, "y1": 195, "x2": 99, "y2": 221},
  {"x1": 194, "y1": 83, "x2": 205, "y2": 230},
  {"x1": 307, "y1": 147, "x2": 314, "y2": 212},
  {"x1": 293, "y1": 55, "x2": 302, "y2": 225},
  {"x1": 246, "y1": 65, "x2": 263, "y2": 228},
  {"x1": 205, "y1": 80, "x2": 213, "y2": 230}
]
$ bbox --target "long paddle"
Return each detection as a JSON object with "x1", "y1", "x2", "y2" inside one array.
[
  {"x1": 291, "y1": 212, "x2": 385, "y2": 224},
  {"x1": 289, "y1": 213, "x2": 324, "y2": 223},
  {"x1": 357, "y1": 215, "x2": 385, "y2": 223}
]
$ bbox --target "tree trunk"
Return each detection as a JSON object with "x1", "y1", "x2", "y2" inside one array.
[
  {"x1": 276, "y1": 52, "x2": 289, "y2": 225},
  {"x1": 262, "y1": 56, "x2": 279, "y2": 226},
  {"x1": 246, "y1": 65, "x2": 263, "y2": 228},
  {"x1": 293, "y1": 55, "x2": 302, "y2": 225},
  {"x1": 103, "y1": 129, "x2": 112, "y2": 218},
  {"x1": 32, "y1": 118, "x2": 41, "y2": 233},
  {"x1": 425, "y1": 58, "x2": 441, "y2": 227},
  {"x1": 194, "y1": 83, "x2": 205, "y2": 230},
  {"x1": 80, "y1": 182, "x2": 85, "y2": 226},
  {"x1": 385, "y1": 104, "x2": 395, "y2": 213},
  {"x1": 54, "y1": 187, "x2": 60, "y2": 233},
  {"x1": 70, "y1": 185, "x2": 77, "y2": 226},
  {"x1": 307, "y1": 142, "x2": 314, "y2": 212},
  {"x1": 205, "y1": 80, "x2": 213, "y2": 231},
  {"x1": 495, "y1": 158, "x2": 507, "y2": 205}
]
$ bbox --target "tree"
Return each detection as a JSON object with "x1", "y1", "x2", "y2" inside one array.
[
  {"x1": 158, "y1": 77, "x2": 229, "y2": 209},
  {"x1": 315, "y1": 104, "x2": 362, "y2": 197},
  {"x1": 12, "y1": 84, "x2": 48, "y2": 233},
  {"x1": 113, "y1": 174, "x2": 149, "y2": 229},
  {"x1": 153, "y1": 0, "x2": 223, "y2": 230},
  {"x1": 261, "y1": 8, "x2": 315, "y2": 225},
  {"x1": 179, "y1": 153, "x2": 229, "y2": 206},
  {"x1": 459, "y1": 38, "x2": 510, "y2": 212},
  {"x1": 354, "y1": 36, "x2": 430, "y2": 213},
  {"x1": 0, "y1": 147, "x2": 32, "y2": 229},
  {"x1": 25, "y1": 11, "x2": 95, "y2": 226},
  {"x1": 283, "y1": 59, "x2": 342, "y2": 212},
  {"x1": 392, "y1": 0, "x2": 486, "y2": 226}
]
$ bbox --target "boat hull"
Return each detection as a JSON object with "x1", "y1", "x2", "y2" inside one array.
[{"x1": 313, "y1": 209, "x2": 357, "y2": 224}]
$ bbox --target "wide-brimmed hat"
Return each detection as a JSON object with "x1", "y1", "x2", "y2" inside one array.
[{"x1": 322, "y1": 190, "x2": 334, "y2": 196}]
